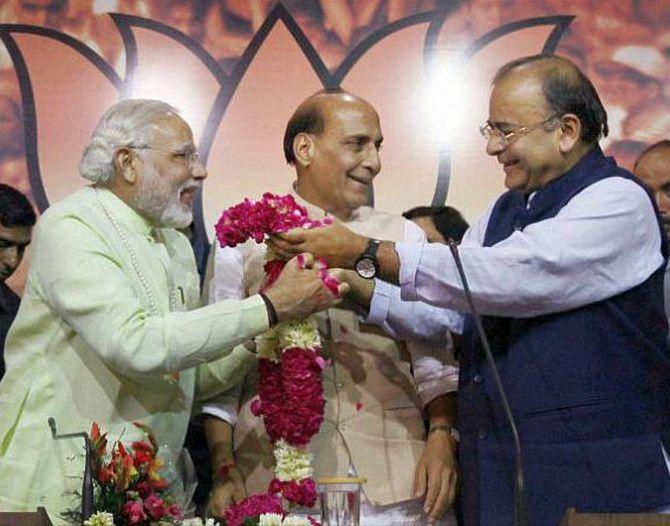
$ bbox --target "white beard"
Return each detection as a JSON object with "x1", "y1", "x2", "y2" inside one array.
[{"x1": 132, "y1": 163, "x2": 194, "y2": 229}]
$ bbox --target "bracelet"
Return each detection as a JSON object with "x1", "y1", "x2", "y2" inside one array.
[
  {"x1": 258, "y1": 292, "x2": 278, "y2": 327},
  {"x1": 428, "y1": 423, "x2": 459, "y2": 442},
  {"x1": 212, "y1": 460, "x2": 237, "y2": 483}
]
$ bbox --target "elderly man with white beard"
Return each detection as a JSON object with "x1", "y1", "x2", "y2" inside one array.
[{"x1": 0, "y1": 99, "x2": 344, "y2": 524}]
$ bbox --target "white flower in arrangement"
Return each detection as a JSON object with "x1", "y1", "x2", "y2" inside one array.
[
  {"x1": 281, "y1": 516, "x2": 312, "y2": 526},
  {"x1": 277, "y1": 318, "x2": 320, "y2": 350},
  {"x1": 274, "y1": 439, "x2": 314, "y2": 481},
  {"x1": 259, "y1": 512, "x2": 284, "y2": 525},
  {"x1": 180, "y1": 518, "x2": 220, "y2": 526},
  {"x1": 83, "y1": 512, "x2": 114, "y2": 526}
]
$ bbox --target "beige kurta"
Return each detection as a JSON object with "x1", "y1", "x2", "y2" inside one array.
[
  {"x1": 0, "y1": 187, "x2": 268, "y2": 524},
  {"x1": 205, "y1": 194, "x2": 458, "y2": 507}
]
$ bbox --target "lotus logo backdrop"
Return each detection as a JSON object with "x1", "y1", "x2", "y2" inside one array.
[{"x1": 1, "y1": 0, "x2": 668, "y2": 293}]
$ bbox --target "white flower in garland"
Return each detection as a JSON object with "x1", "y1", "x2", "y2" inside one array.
[
  {"x1": 276, "y1": 318, "x2": 320, "y2": 350},
  {"x1": 274, "y1": 439, "x2": 314, "y2": 481},
  {"x1": 259, "y1": 513, "x2": 284, "y2": 525},
  {"x1": 257, "y1": 325, "x2": 281, "y2": 360},
  {"x1": 83, "y1": 512, "x2": 114, "y2": 526}
]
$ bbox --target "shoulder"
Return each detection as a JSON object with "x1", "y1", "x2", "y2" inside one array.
[{"x1": 569, "y1": 176, "x2": 654, "y2": 214}]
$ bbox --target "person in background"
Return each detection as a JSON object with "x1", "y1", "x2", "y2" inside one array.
[
  {"x1": 402, "y1": 205, "x2": 469, "y2": 244},
  {"x1": 635, "y1": 139, "x2": 670, "y2": 342},
  {"x1": 0, "y1": 183, "x2": 35, "y2": 381}
]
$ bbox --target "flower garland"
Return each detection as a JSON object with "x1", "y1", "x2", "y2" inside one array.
[{"x1": 215, "y1": 193, "x2": 336, "y2": 524}]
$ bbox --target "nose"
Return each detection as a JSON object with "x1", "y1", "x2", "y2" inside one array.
[
  {"x1": 486, "y1": 135, "x2": 506, "y2": 156},
  {"x1": 191, "y1": 158, "x2": 207, "y2": 181},
  {"x1": 363, "y1": 144, "x2": 381, "y2": 175}
]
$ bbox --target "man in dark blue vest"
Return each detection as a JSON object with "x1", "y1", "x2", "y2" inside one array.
[{"x1": 271, "y1": 55, "x2": 670, "y2": 525}]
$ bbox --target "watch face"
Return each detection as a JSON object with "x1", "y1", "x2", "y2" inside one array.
[{"x1": 355, "y1": 257, "x2": 376, "y2": 279}]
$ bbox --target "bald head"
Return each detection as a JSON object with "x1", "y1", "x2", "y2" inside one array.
[
  {"x1": 635, "y1": 140, "x2": 670, "y2": 222},
  {"x1": 493, "y1": 55, "x2": 608, "y2": 145},
  {"x1": 283, "y1": 90, "x2": 377, "y2": 164}
]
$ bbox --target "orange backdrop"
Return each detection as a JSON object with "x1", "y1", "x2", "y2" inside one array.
[{"x1": 1, "y1": 0, "x2": 668, "y2": 293}]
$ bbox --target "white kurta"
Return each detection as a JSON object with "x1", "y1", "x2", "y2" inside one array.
[{"x1": 0, "y1": 187, "x2": 269, "y2": 524}]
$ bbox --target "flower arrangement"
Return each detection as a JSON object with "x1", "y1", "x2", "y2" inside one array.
[
  {"x1": 86, "y1": 422, "x2": 182, "y2": 525},
  {"x1": 215, "y1": 193, "x2": 334, "y2": 525}
]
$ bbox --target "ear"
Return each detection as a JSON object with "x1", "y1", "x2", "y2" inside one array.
[
  {"x1": 293, "y1": 133, "x2": 314, "y2": 167},
  {"x1": 557, "y1": 114, "x2": 581, "y2": 154},
  {"x1": 113, "y1": 147, "x2": 138, "y2": 184}
]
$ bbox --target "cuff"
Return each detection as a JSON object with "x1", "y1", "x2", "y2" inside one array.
[
  {"x1": 396, "y1": 241, "x2": 423, "y2": 301},
  {"x1": 201, "y1": 404, "x2": 238, "y2": 426},
  {"x1": 363, "y1": 279, "x2": 393, "y2": 326}
]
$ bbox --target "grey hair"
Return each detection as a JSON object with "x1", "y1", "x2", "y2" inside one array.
[{"x1": 79, "y1": 99, "x2": 181, "y2": 184}]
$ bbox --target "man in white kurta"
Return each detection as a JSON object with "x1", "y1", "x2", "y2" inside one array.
[
  {"x1": 0, "y1": 100, "x2": 342, "y2": 524},
  {"x1": 202, "y1": 91, "x2": 459, "y2": 525}
]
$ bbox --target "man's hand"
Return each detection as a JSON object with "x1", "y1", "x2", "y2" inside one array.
[
  {"x1": 329, "y1": 269, "x2": 375, "y2": 312},
  {"x1": 269, "y1": 223, "x2": 368, "y2": 269},
  {"x1": 206, "y1": 462, "x2": 247, "y2": 518},
  {"x1": 264, "y1": 253, "x2": 349, "y2": 322},
  {"x1": 413, "y1": 431, "x2": 458, "y2": 523}
]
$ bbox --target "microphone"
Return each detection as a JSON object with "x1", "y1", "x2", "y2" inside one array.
[
  {"x1": 446, "y1": 239, "x2": 529, "y2": 526},
  {"x1": 48, "y1": 417, "x2": 94, "y2": 521}
]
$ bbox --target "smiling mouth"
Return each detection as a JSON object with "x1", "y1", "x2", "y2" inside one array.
[
  {"x1": 502, "y1": 160, "x2": 519, "y2": 172},
  {"x1": 179, "y1": 186, "x2": 198, "y2": 205},
  {"x1": 347, "y1": 174, "x2": 371, "y2": 187}
]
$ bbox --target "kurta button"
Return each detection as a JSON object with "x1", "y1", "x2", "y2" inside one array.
[
  {"x1": 472, "y1": 373, "x2": 482, "y2": 384},
  {"x1": 478, "y1": 428, "x2": 488, "y2": 440},
  {"x1": 336, "y1": 381, "x2": 344, "y2": 389}
]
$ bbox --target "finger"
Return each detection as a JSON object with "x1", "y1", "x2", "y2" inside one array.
[
  {"x1": 428, "y1": 473, "x2": 451, "y2": 520},
  {"x1": 446, "y1": 466, "x2": 457, "y2": 507},
  {"x1": 337, "y1": 282, "x2": 350, "y2": 297},
  {"x1": 276, "y1": 228, "x2": 307, "y2": 243},
  {"x1": 413, "y1": 461, "x2": 427, "y2": 499},
  {"x1": 423, "y1": 466, "x2": 440, "y2": 515},
  {"x1": 297, "y1": 252, "x2": 314, "y2": 269}
]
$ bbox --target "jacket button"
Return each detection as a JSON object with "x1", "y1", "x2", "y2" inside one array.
[
  {"x1": 472, "y1": 373, "x2": 483, "y2": 384},
  {"x1": 478, "y1": 428, "x2": 488, "y2": 440}
]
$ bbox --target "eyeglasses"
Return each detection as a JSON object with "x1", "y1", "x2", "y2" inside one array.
[
  {"x1": 131, "y1": 145, "x2": 200, "y2": 167},
  {"x1": 479, "y1": 114, "x2": 559, "y2": 145}
]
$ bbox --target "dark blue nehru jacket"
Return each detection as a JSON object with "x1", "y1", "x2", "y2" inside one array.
[{"x1": 458, "y1": 148, "x2": 670, "y2": 526}]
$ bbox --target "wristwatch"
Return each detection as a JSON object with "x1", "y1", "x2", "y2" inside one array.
[{"x1": 354, "y1": 238, "x2": 381, "y2": 279}]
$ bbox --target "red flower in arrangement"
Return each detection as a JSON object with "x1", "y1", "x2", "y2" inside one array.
[
  {"x1": 222, "y1": 493, "x2": 285, "y2": 526},
  {"x1": 88, "y1": 422, "x2": 182, "y2": 525},
  {"x1": 122, "y1": 499, "x2": 147, "y2": 524},
  {"x1": 143, "y1": 492, "x2": 166, "y2": 520}
]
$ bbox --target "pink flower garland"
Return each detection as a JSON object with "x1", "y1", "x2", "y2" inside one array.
[{"x1": 216, "y1": 193, "x2": 332, "y2": 520}]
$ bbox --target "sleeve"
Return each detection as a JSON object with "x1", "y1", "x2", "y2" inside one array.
[
  {"x1": 395, "y1": 219, "x2": 462, "y2": 406},
  {"x1": 199, "y1": 382, "x2": 242, "y2": 425},
  {"x1": 198, "y1": 242, "x2": 251, "y2": 421},
  {"x1": 397, "y1": 178, "x2": 663, "y2": 317},
  {"x1": 33, "y1": 215, "x2": 268, "y2": 379}
]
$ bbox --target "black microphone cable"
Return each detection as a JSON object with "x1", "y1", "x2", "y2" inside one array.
[{"x1": 447, "y1": 238, "x2": 529, "y2": 526}]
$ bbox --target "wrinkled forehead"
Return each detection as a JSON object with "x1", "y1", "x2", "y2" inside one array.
[
  {"x1": 489, "y1": 72, "x2": 548, "y2": 121},
  {"x1": 321, "y1": 99, "x2": 381, "y2": 136},
  {"x1": 143, "y1": 113, "x2": 194, "y2": 146}
]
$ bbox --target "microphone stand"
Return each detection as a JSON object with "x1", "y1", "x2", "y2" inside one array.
[
  {"x1": 48, "y1": 417, "x2": 94, "y2": 521},
  {"x1": 447, "y1": 239, "x2": 529, "y2": 526}
]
